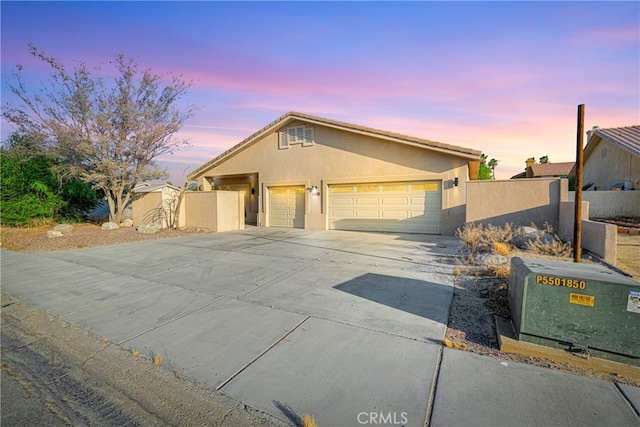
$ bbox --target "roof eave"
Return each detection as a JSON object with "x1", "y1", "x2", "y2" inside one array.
[{"x1": 188, "y1": 112, "x2": 482, "y2": 180}]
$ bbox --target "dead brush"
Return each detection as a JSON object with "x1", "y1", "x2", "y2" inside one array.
[
  {"x1": 490, "y1": 265, "x2": 511, "y2": 278},
  {"x1": 528, "y1": 236, "x2": 572, "y2": 257},
  {"x1": 491, "y1": 241, "x2": 512, "y2": 256},
  {"x1": 456, "y1": 223, "x2": 485, "y2": 252},
  {"x1": 301, "y1": 413, "x2": 318, "y2": 427},
  {"x1": 524, "y1": 222, "x2": 572, "y2": 257},
  {"x1": 456, "y1": 222, "x2": 516, "y2": 252}
]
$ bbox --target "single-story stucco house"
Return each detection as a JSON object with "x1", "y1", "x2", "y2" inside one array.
[
  {"x1": 578, "y1": 125, "x2": 640, "y2": 191},
  {"x1": 188, "y1": 112, "x2": 482, "y2": 235}
]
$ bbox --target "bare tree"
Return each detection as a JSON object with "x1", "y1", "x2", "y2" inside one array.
[{"x1": 3, "y1": 45, "x2": 196, "y2": 223}]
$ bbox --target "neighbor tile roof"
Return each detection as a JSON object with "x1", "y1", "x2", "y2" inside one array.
[
  {"x1": 590, "y1": 125, "x2": 640, "y2": 157},
  {"x1": 530, "y1": 161, "x2": 575, "y2": 177},
  {"x1": 189, "y1": 111, "x2": 481, "y2": 180}
]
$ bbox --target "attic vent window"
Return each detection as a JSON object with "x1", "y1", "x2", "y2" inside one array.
[
  {"x1": 279, "y1": 125, "x2": 314, "y2": 149},
  {"x1": 601, "y1": 147, "x2": 607, "y2": 158}
]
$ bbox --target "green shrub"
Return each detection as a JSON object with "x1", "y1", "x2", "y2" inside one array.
[{"x1": 0, "y1": 151, "x2": 97, "y2": 225}]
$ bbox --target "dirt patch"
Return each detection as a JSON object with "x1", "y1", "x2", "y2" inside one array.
[
  {"x1": 0, "y1": 223, "x2": 208, "y2": 253},
  {"x1": 1, "y1": 293, "x2": 278, "y2": 426},
  {"x1": 617, "y1": 234, "x2": 640, "y2": 279}
]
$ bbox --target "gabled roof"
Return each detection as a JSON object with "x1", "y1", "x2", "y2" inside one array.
[
  {"x1": 585, "y1": 125, "x2": 640, "y2": 160},
  {"x1": 530, "y1": 161, "x2": 575, "y2": 177},
  {"x1": 188, "y1": 111, "x2": 482, "y2": 180},
  {"x1": 510, "y1": 171, "x2": 527, "y2": 179},
  {"x1": 133, "y1": 183, "x2": 179, "y2": 193}
]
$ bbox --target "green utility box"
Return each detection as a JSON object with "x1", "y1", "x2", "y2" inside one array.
[{"x1": 509, "y1": 257, "x2": 640, "y2": 365}]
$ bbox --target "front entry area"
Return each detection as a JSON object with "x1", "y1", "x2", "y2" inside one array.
[
  {"x1": 328, "y1": 181, "x2": 442, "y2": 234},
  {"x1": 269, "y1": 186, "x2": 305, "y2": 228}
]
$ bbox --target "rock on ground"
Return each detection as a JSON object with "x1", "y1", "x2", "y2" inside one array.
[
  {"x1": 137, "y1": 223, "x2": 160, "y2": 234},
  {"x1": 53, "y1": 224, "x2": 73, "y2": 234},
  {"x1": 101, "y1": 222, "x2": 120, "y2": 230},
  {"x1": 510, "y1": 226, "x2": 555, "y2": 249},
  {"x1": 475, "y1": 253, "x2": 508, "y2": 266}
]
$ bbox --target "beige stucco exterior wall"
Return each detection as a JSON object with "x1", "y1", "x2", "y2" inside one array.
[
  {"x1": 558, "y1": 200, "x2": 589, "y2": 242},
  {"x1": 569, "y1": 190, "x2": 640, "y2": 218},
  {"x1": 466, "y1": 179, "x2": 568, "y2": 231},
  {"x1": 584, "y1": 139, "x2": 640, "y2": 191},
  {"x1": 132, "y1": 187, "x2": 182, "y2": 229},
  {"x1": 181, "y1": 191, "x2": 244, "y2": 231},
  {"x1": 581, "y1": 219, "x2": 617, "y2": 264},
  {"x1": 194, "y1": 122, "x2": 470, "y2": 235},
  {"x1": 132, "y1": 192, "x2": 162, "y2": 227}
]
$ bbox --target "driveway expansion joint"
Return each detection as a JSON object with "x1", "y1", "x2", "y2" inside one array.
[
  {"x1": 116, "y1": 296, "x2": 225, "y2": 345},
  {"x1": 216, "y1": 316, "x2": 311, "y2": 391}
]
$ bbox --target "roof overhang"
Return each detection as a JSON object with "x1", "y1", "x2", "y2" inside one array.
[{"x1": 188, "y1": 112, "x2": 482, "y2": 180}]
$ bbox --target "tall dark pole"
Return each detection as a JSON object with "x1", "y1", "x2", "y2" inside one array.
[{"x1": 574, "y1": 104, "x2": 585, "y2": 263}]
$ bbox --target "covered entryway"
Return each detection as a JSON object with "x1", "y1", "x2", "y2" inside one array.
[
  {"x1": 210, "y1": 173, "x2": 259, "y2": 225},
  {"x1": 269, "y1": 186, "x2": 305, "y2": 228},
  {"x1": 328, "y1": 181, "x2": 442, "y2": 234}
]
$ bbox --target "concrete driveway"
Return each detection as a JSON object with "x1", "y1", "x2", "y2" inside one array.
[
  {"x1": 1, "y1": 228, "x2": 459, "y2": 426},
  {"x1": 4, "y1": 228, "x2": 639, "y2": 426}
]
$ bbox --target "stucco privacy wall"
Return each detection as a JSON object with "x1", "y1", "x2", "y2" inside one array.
[
  {"x1": 568, "y1": 191, "x2": 640, "y2": 218},
  {"x1": 466, "y1": 179, "x2": 568, "y2": 231},
  {"x1": 558, "y1": 201, "x2": 590, "y2": 243},
  {"x1": 132, "y1": 192, "x2": 162, "y2": 227},
  {"x1": 195, "y1": 121, "x2": 470, "y2": 235},
  {"x1": 581, "y1": 219, "x2": 617, "y2": 264},
  {"x1": 181, "y1": 191, "x2": 244, "y2": 231}
]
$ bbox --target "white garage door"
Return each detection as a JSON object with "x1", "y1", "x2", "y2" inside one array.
[
  {"x1": 329, "y1": 181, "x2": 442, "y2": 234},
  {"x1": 269, "y1": 186, "x2": 305, "y2": 228}
]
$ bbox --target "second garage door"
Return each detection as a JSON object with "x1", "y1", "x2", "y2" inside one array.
[
  {"x1": 329, "y1": 181, "x2": 442, "y2": 234},
  {"x1": 269, "y1": 186, "x2": 305, "y2": 228}
]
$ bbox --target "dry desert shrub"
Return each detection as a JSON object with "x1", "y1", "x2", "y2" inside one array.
[
  {"x1": 492, "y1": 241, "x2": 512, "y2": 256},
  {"x1": 490, "y1": 265, "x2": 511, "y2": 278},
  {"x1": 526, "y1": 232, "x2": 573, "y2": 257},
  {"x1": 456, "y1": 222, "x2": 516, "y2": 252},
  {"x1": 457, "y1": 222, "x2": 571, "y2": 259},
  {"x1": 301, "y1": 413, "x2": 318, "y2": 427},
  {"x1": 456, "y1": 222, "x2": 572, "y2": 279}
]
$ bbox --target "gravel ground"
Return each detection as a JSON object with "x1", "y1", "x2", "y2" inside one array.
[{"x1": 0, "y1": 223, "x2": 207, "y2": 253}]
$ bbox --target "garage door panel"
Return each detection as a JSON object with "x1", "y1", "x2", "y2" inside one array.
[
  {"x1": 329, "y1": 181, "x2": 441, "y2": 234},
  {"x1": 381, "y1": 197, "x2": 409, "y2": 205},
  {"x1": 409, "y1": 196, "x2": 427, "y2": 205},
  {"x1": 355, "y1": 210, "x2": 380, "y2": 219},
  {"x1": 354, "y1": 197, "x2": 381, "y2": 206},
  {"x1": 382, "y1": 211, "x2": 408, "y2": 220},
  {"x1": 269, "y1": 186, "x2": 305, "y2": 228},
  {"x1": 332, "y1": 198, "x2": 356, "y2": 207},
  {"x1": 332, "y1": 210, "x2": 355, "y2": 218}
]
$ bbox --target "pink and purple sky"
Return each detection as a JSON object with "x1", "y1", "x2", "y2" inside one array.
[{"x1": 2, "y1": 1, "x2": 638, "y2": 184}]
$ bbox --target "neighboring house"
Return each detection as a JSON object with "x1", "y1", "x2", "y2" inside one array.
[
  {"x1": 189, "y1": 111, "x2": 482, "y2": 235},
  {"x1": 579, "y1": 125, "x2": 640, "y2": 191},
  {"x1": 511, "y1": 158, "x2": 575, "y2": 179}
]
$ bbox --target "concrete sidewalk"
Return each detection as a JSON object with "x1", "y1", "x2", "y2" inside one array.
[{"x1": 1, "y1": 228, "x2": 638, "y2": 426}]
